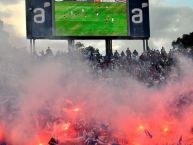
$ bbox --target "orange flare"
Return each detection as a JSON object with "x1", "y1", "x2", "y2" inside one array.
[
  {"x1": 62, "y1": 122, "x2": 70, "y2": 131},
  {"x1": 138, "y1": 125, "x2": 145, "y2": 131},
  {"x1": 163, "y1": 127, "x2": 169, "y2": 133},
  {"x1": 73, "y1": 108, "x2": 80, "y2": 112}
]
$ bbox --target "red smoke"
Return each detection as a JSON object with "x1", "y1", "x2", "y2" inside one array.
[{"x1": 1, "y1": 57, "x2": 193, "y2": 145}]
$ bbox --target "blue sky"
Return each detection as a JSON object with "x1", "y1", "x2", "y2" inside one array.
[{"x1": 167, "y1": 0, "x2": 193, "y2": 8}]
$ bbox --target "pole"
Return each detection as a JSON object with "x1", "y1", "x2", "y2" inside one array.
[
  {"x1": 105, "y1": 39, "x2": 112, "y2": 61},
  {"x1": 68, "y1": 39, "x2": 75, "y2": 52},
  {"x1": 32, "y1": 39, "x2": 35, "y2": 54},
  {"x1": 146, "y1": 39, "x2": 149, "y2": 51},
  {"x1": 143, "y1": 40, "x2": 145, "y2": 52},
  {"x1": 30, "y1": 39, "x2": 32, "y2": 55}
]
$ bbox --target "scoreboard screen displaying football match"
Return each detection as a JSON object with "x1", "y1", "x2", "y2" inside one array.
[
  {"x1": 25, "y1": 0, "x2": 150, "y2": 39},
  {"x1": 55, "y1": 0, "x2": 128, "y2": 36}
]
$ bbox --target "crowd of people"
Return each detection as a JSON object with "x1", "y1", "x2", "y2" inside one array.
[
  {"x1": 80, "y1": 46, "x2": 176, "y2": 85},
  {"x1": 34, "y1": 44, "x2": 193, "y2": 86},
  {"x1": 1, "y1": 43, "x2": 192, "y2": 145},
  {"x1": 39, "y1": 99, "x2": 187, "y2": 145},
  {"x1": 47, "y1": 119, "x2": 128, "y2": 145}
]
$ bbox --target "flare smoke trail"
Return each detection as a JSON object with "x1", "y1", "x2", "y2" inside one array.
[{"x1": 1, "y1": 23, "x2": 193, "y2": 145}]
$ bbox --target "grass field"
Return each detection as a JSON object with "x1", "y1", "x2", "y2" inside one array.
[{"x1": 55, "y1": 1, "x2": 128, "y2": 36}]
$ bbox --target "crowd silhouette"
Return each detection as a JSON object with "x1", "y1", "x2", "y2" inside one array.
[{"x1": 33, "y1": 43, "x2": 193, "y2": 86}]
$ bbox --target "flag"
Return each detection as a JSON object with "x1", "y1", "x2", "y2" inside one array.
[
  {"x1": 144, "y1": 129, "x2": 153, "y2": 138},
  {"x1": 177, "y1": 136, "x2": 182, "y2": 145}
]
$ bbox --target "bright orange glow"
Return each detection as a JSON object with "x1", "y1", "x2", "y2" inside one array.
[
  {"x1": 39, "y1": 143, "x2": 43, "y2": 145},
  {"x1": 138, "y1": 125, "x2": 144, "y2": 131},
  {"x1": 163, "y1": 127, "x2": 169, "y2": 133},
  {"x1": 73, "y1": 108, "x2": 80, "y2": 112},
  {"x1": 62, "y1": 122, "x2": 70, "y2": 131}
]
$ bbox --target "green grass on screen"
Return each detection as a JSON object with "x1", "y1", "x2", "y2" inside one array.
[{"x1": 55, "y1": 1, "x2": 128, "y2": 36}]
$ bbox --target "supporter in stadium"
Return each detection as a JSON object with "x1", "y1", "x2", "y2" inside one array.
[
  {"x1": 126, "y1": 48, "x2": 131, "y2": 60},
  {"x1": 113, "y1": 50, "x2": 120, "y2": 60},
  {"x1": 45, "y1": 47, "x2": 54, "y2": 57}
]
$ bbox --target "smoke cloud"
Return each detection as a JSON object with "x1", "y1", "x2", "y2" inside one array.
[{"x1": 1, "y1": 23, "x2": 193, "y2": 145}]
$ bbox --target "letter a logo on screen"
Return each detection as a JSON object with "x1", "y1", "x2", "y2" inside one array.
[
  {"x1": 128, "y1": 0, "x2": 150, "y2": 38},
  {"x1": 26, "y1": 0, "x2": 53, "y2": 38}
]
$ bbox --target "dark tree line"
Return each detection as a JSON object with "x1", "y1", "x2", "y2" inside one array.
[{"x1": 172, "y1": 32, "x2": 193, "y2": 48}]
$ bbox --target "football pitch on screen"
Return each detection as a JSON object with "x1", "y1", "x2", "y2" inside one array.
[{"x1": 55, "y1": 1, "x2": 128, "y2": 36}]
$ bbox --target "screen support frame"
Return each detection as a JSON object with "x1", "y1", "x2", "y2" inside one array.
[
  {"x1": 106, "y1": 39, "x2": 113, "y2": 61},
  {"x1": 68, "y1": 39, "x2": 75, "y2": 53}
]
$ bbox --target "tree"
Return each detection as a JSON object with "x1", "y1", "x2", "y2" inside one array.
[{"x1": 172, "y1": 32, "x2": 193, "y2": 49}]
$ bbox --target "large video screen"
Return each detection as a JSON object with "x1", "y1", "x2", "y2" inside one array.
[
  {"x1": 26, "y1": 0, "x2": 150, "y2": 39},
  {"x1": 54, "y1": 0, "x2": 128, "y2": 36}
]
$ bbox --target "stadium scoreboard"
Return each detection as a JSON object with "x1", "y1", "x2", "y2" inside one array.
[{"x1": 26, "y1": 0, "x2": 150, "y2": 39}]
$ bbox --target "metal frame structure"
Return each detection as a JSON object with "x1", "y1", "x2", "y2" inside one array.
[
  {"x1": 29, "y1": 38, "x2": 149, "y2": 58},
  {"x1": 27, "y1": 0, "x2": 150, "y2": 57}
]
